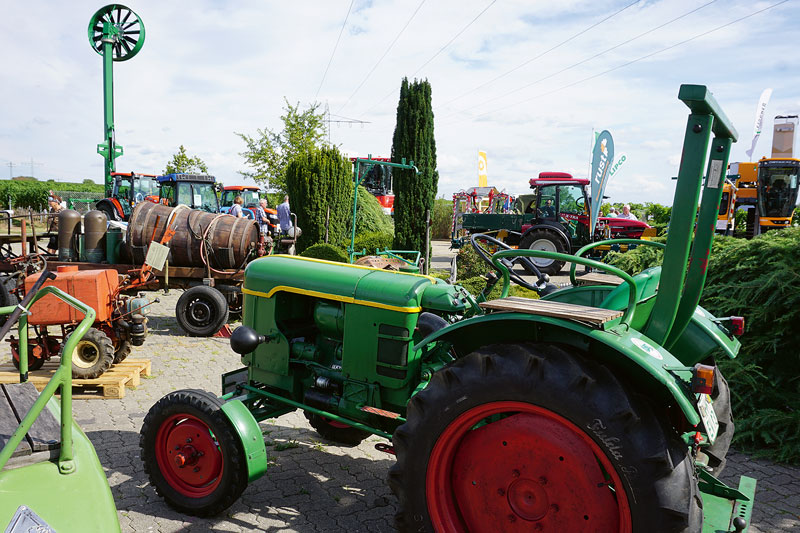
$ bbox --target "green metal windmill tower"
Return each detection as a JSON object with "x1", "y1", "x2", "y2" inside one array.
[{"x1": 88, "y1": 4, "x2": 145, "y2": 196}]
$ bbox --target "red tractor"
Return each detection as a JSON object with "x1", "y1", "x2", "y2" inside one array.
[{"x1": 95, "y1": 171, "x2": 159, "y2": 222}]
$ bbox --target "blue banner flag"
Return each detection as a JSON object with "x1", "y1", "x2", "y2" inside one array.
[{"x1": 590, "y1": 130, "x2": 614, "y2": 235}]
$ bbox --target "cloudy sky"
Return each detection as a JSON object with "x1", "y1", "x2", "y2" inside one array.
[{"x1": 0, "y1": 0, "x2": 797, "y2": 205}]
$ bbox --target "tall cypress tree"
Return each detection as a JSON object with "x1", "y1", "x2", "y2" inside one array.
[
  {"x1": 391, "y1": 78, "x2": 438, "y2": 258},
  {"x1": 285, "y1": 145, "x2": 353, "y2": 253}
]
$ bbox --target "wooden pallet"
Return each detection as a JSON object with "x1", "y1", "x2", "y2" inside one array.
[{"x1": 0, "y1": 358, "x2": 151, "y2": 400}]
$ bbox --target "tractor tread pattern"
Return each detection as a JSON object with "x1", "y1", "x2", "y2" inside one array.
[
  {"x1": 389, "y1": 342, "x2": 702, "y2": 533},
  {"x1": 139, "y1": 389, "x2": 248, "y2": 517}
]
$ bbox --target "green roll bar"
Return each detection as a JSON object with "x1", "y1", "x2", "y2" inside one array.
[
  {"x1": 568, "y1": 238, "x2": 667, "y2": 286},
  {"x1": 0, "y1": 287, "x2": 96, "y2": 474},
  {"x1": 490, "y1": 249, "x2": 638, "y2": 329}
]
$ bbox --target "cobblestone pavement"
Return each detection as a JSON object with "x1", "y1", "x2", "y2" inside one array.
[{"x1": 8, "y1": 289, "x2": 798, "y2": 532}]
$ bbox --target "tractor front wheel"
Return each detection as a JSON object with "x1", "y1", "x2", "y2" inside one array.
[
  {"x1": 69, "y1": 327, "x2": 114, "y2": 379},
  {"x1": 389, "y1": 343, "x2": 701, "y2": 533},
  {"x1": 140, "y1": 389, "x2": 248, "y2": 516},
  {"x1": 176, "y1": 286, "x2": 229, "y2": 337}
]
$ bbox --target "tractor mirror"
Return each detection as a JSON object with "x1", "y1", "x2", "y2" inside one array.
[{"x1": 230, "y1": 326, "x2": 266, "y2": 355}]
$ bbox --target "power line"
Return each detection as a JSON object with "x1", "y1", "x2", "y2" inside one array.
[
  {"x1": 315, "y1": 0, "x2": 355, "y2": 102},
  {"x1": 437, "y1": 0, "x2": 642, "y2": 110},
  {"x1": 441, "y1": 0, "x2": 717, "y2": 122},
  {"x1": 454, "y1": 0, "x2": 789, "y2": 125},
  {"x1": 337, "y1": 0, "x2": 427, "y2": 113},
  {"x1": 360, "y1": 0, "x2": 497, "y2": 116}
]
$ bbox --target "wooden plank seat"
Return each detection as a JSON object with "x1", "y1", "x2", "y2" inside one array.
[
  {"x1": 575, "y1": 272, "x2": 624, "y2": 287},
  {"x1": 0, "y1": 381, "x2": 60, "y2": 468},
  {"x1": 479, "y1": 296, "x2": 623, "y2": 326}
]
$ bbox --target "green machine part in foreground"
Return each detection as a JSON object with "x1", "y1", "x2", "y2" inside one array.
[
  {"x1": 0, "y1": 280, "x2": 119, "y2": 532},
  {"x1": 141, "y1": 85, "x2": 756, "y2": 532}
]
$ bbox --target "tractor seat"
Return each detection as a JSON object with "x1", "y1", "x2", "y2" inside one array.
[
  {"x1": 479, "y1": 296, "x2": 622, "y2": 327},
  {"x1": 0, "y1": 381, "x2": 61, "y2": 469}
]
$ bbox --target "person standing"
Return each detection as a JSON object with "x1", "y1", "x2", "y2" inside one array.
[
  {"x1": 229, "y1": 196, "x2": 245, "y2": 218},
  {"x1": 255, "y1": 198, "x2": 270, "y2": 236},
  {"x1": 277, "y1": 195, "x2": 301, "y2": 237},
  {"x1": 46, "y1": 199, "x2": 62, "y2": 254},
  {"x1": 618, "y1": 204, "x2": 637, "y2": 220},
  {"x1": 607, "y1": 206, "x2": 618, "y2": 217}
]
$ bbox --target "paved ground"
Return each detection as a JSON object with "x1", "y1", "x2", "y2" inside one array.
[{"x1": 4, "y1": 245, "x2": 799, "y2": 531}]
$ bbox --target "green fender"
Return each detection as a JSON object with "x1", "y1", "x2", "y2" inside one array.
[
  {"x1": 416, "y1": 313, "x2": 701, "y2": 426},
  {"x1": 220, "y1": 399, "x2": 268, "y2": 482}
]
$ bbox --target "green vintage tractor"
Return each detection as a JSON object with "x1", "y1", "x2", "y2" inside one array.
[{"x1": 140, "y1": 85, "x2": 756, "y2": 532}]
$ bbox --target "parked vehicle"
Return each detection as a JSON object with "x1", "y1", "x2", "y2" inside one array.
[
  {"x1": 95, "y1": 171, "x2": 159, "y2": 222},
  {"x1": 140, "y1": 85, "x2": 756, "y2": 532},
  {"x1": 154, "y1": 174, "x2": 220, "y2": 213},
  {"x1": 453, "y1": 172, "x2": 653, "y2": 274}
]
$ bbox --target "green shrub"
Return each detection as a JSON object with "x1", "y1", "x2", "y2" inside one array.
[
  {"x1": 285, "y1": 146, "x2": 353, "y2": 253},
  {"x1": 352, "y1": 185, "x2": 394, "y2": 235},
  {"x1": 300, "y1": 243, "x2": 348, "y2": 263},
  {"x1": 431, "y1": 198, "x2": 453, "y2": 239},
  {"x1": 603, "y1": 238, "x2": 667, "y2": 274},
  {"x1": 608, "y1": 229, "x2": 800, "y2": 463},
  {"x1": 455, "y1": 244, "x2": 492, "y2": 280},
  {"x1": 699, "y1": 228, "x2": 800, "y2": 462},
  {"x1": 352, "y1": 231, "x2": 393, "y2": 255}
]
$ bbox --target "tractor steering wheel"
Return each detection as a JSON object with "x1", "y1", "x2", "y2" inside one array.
[{"x1": 469, "y1": 233, "x2": 556, "y2": 295}]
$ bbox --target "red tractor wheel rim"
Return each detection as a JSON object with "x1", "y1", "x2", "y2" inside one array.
[
  {"x1": 426, "y1": 401, "x2": 632, "y2": 532},
  {"x1": 155, "y1": 414, "x2": 224, "y2": 497}
]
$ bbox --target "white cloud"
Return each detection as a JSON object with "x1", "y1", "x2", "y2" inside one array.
[{"x1": 0, "y1": 0, "x2": 797, "y2": 204}]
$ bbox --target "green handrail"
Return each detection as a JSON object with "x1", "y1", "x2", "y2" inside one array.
[
  {"x1": 568, "y1": 238, "x2": 667, "y2": 286},
  {"x1": 0, "y1": 287, "x2": 96, "y2": 474},
  {"x1": 490, "y1": 249, "x2": 638, "y2": 328}
]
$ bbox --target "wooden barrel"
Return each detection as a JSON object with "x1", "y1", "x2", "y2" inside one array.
[{"x1": 127, "y1": 202, "x2": 258, "y2": 269}]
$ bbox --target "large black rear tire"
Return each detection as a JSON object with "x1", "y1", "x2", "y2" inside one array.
[
  {"x1": 519, "y1": 230, "x2": 567, "y2": 275},
  {"x1": 176, "y1": 286, "x2": 229, "y2": 337},
  {"x1": 140, "y1": 389, "x2": 248, "y2": 516},
  {"x1": 389, "y1": 343, "x2": 702, "y2": 533}
]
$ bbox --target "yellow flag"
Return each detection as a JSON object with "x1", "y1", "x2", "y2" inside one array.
[{"x1": 478, "y1": 151, "x2": 488, "y2": 187}]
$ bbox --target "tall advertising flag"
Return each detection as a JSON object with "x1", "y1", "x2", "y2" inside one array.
[
  {"x1": 745, "y1": 88, "x2": 772, "y2": 160},
  {"x1": 478, "y1": 151, "x2": 488, "y2": 187},
  {"x1": 590, "y1": 130, "x2": 614, "y2": 235}
]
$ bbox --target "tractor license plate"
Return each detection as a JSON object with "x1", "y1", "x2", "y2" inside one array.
[{"x1": 697, "y1": 393, "x2": 718, "y2": 444}]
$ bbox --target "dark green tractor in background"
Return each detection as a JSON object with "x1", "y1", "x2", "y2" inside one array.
[{"x1": 140, "y1": 85, "x2": 756, "y2": 532}]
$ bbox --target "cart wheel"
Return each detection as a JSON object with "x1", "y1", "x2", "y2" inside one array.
[
  {"x1": 304, "y1": 412, "x2": 370, "y2": 446},
  {"x1": 0, "y1": 275, "x2": 19, "y2": 326},
  {"x1": 11, "y1": 349, "x2": 45, "y2": 372},
  {"x1": 389, "y1": 343, "x2": 701, "y2": 532},
  {"x1": 69, "y1": 328, "x2": 114, "y2": 379},
  {"x1": 176, "y1": 286, "x2": 230, "y2": 337},
  {"x1": 140, "y1": 389, "x2": 248, "y2": 517},
  {"x1": 114, "y1": 340, "x2": 132, "y2": 364},
  {"x1": 88, "y1": 5, "x2": 145, "y2": 62}
]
